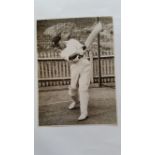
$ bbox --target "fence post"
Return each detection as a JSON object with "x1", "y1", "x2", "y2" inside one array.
[
  {"x1": 89, "y1": 50, "x2": 94, "y2": 83},
  {"x1": 97, "y1": 17, "x2": 102, "y2": 87}
]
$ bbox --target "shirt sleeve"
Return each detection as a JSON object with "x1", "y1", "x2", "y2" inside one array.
[
  {"x1": 60, "y1": 39, "x2": 85, "y2": 61},
  {"x1": 60, "y1": 48, "x2": 69, "y2": 61}
]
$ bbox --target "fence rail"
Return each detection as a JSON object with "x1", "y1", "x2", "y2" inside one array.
[{"x1": 38, "y1": 55, "x2": 115, "y2": 88}]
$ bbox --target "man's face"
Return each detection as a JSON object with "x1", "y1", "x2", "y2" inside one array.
[
  {"x1": 59, "y1": 41, "x2": 66, "y2": 49},
  {"x1": 61, "y1": 31, "x2": 71, "y2": 41}
]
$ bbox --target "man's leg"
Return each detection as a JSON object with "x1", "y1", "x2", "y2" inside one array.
[
  {"x1": 78, "y1": 64, "x2": 91, "y2": 120},
  {"x1": 68, "y1": 87, "x2": 79, "y2": 109},
  {"x1": 68, "y1": 64, "x2": 80, "y2": 109}
]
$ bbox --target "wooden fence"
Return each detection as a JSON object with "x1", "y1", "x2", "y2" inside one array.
[{"x1": 37, "y1": 44, "x2": 115, "y2": 88}]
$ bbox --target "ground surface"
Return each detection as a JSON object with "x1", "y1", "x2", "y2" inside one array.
[{"x1": 39, "y1": 87, "x2": 117, "y2": 126}]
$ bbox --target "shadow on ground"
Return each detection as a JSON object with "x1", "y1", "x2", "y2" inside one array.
[{"x1": 39, "y1": 87, "x2": 117, "y2": 126}]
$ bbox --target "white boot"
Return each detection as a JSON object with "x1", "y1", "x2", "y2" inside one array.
[
  {"x1": 68, "y1": 95, "x2": 79, "y2": 110},
  {"x1": 68, "y1": 101, "x2": 76, "y2": 110},
  {"x1": 78, "y1": 113, "x2": 88, "y2": 121}
]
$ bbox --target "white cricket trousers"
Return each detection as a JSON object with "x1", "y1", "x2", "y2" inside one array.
[{"x1": 68, "y1": 58, "x2": 91, "y2": 115}]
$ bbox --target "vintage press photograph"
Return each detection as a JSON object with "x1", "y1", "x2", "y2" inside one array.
[{"x1": 37, "y1": 17, "x2": 117, "y2": 126}]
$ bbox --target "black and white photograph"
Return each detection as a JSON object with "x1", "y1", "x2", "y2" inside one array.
[{"x1": 37, "y1": 16, "x2": 117, "y2": 126}]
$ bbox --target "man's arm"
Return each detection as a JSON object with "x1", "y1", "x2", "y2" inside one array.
[{"x1": 85, "y1": 22, "x2": 103, "y2": 48}]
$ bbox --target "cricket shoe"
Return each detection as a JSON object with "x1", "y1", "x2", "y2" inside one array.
[
  {"x1": 68, "y1": 101, "x2": 79, "y2": 110},
  {"x1": 78, "y1": 114, "x2": 88, "y2": 121}
]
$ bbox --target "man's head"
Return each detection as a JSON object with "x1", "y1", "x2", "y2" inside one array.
[
  {"x1": 52, "y1": 32, "x2": 68, "y2": 49},
  {"x1": 59, "y1": 31, "x2": 71, "y2": 49},
  {"x1": 52, "y1": 33, "x2": 61, "y2": 47},
  {"x1": 58, "y1": 40, "x2": 67, "y2": 50},
  {"x1": 61, "y1": 31, "x2": 71, "y2": 41}
]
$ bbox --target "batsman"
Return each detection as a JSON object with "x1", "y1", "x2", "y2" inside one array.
[{"x1": 57, "y1": 22, "x2": 103, "y2": 121}]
